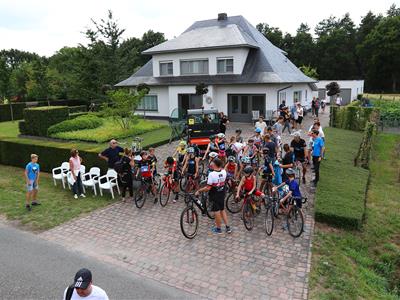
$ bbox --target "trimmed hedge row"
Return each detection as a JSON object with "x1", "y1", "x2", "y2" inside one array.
[
  {"x1": 20, "y1": 106, "x2": 69, "y2": 136},
  {"x1": 354, "y1": 122, "x2": 376, "y2": 169},
  {"x1": 0, "y1": 103, "x2": 26, "y2": 121},
  {"x1": 68, "y1": 105, "x2": 87, "y2": 114},
  {"x1": 48, "y1": 114, "x2": 103, "y2": 135},
  {"x1": 315, "y1": 127, "x2": 369, "y2": 230},
  {"x1": 330, "y1": 105, "x2": 380, "y2": 131}
]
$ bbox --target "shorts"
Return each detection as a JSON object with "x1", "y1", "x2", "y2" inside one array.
[
  {"x1": 244, "y1": 189, "x2": 262, "y2": 197},
  {"x1": 296, "y1": 116, "x2": 303, "y2": 124},
  {"x1": 209, "y1": 192, "x2": 225, "y2": 211},
  {"x1": 27, "y1": 180, "x2": 38, "y2": 192}
]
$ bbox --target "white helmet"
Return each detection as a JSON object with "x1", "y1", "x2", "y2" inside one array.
[
  {"x1": 209, "y1": 152, "x2": 219, "y2": 158},
  {"x1": 217, "y1": 133, "x2": 225, "y2": 139}
]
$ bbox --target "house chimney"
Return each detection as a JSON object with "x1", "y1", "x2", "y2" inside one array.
[{"x1": 218, "y1": 13, "x2": 227, "y2": 21}]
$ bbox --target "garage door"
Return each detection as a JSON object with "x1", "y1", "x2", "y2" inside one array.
[
  {"x1": 228, "y1": 94, "x2": 265, "y2": 122},
  {"x1": 318, "y1": 89, "x2": 326, "y2": 100},
  {"x1": 340, "y1": 88, "x2": 352, "y2": 105}
]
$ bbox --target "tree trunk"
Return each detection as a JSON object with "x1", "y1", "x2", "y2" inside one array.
[{"x1": 392, "y1": 74, "x2": 397, "y2": 93}]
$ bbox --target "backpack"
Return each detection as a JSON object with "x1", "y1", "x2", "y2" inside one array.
[
  {"x1": 113, "y1": 158, "x2": 125, "y2": 174},
  {"x1": 65, "y1": 285, "x2": 74, "y2": 300}
]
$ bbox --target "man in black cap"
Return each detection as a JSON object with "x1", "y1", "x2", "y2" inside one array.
[{"x1": 63, "y1": 268, "x2": 109, "y2": 300}]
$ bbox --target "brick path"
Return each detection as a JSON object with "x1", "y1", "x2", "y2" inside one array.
[{"x1": 40, "y1": 111, "x2": 329, "y2": 299}]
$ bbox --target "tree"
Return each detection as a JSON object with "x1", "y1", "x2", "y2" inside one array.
[
  {"x1": 387, "y1": 3, "x2": 400, "y2": 17},
  {"x1": 256, "y1": 23, "x2": 284, "y2": 49},
  {"x1": 299, "y1": 65, "x2": 318, "y2": 79},
  {"x1": 102, "y1": 88, "x2": 148, "y2": 129},
  {"x1": 326, "y1": 81, "x2": 340, "y2": 96},
  {"x1": 289, "y1": 23, "x2": 315, "y2": 67},
  {"x1": 137, "y1": 30, "x2": 166, "y2": 66}
]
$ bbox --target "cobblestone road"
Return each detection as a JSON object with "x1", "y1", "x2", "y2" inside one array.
[{"x1": 40, "y1": 111, "x2": 329, "y2": 299}]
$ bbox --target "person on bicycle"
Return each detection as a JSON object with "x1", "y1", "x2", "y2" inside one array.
[
  {"x1": 252, "y1": 128, "x2": 263, "y2": 149},
  {"x1": 273, "y1": 168, "x2": 302, "y2": 211},
  {"x1": 236, "y1": 166, "x2": 266, "y2": 213},
  {"x1": 215, "y1": 133, "x2": 227, "y2": 163},
  {"x1": 244, "y1": 138, "x2": 258, "y2": 167},
  {"x1": 195, "y1": 158, "x2": 232, "y2": 234},
  {"x1": 237, "y1": 156, "x2": 251, "y2": 179},
  {"x1": 225, "y1": 156, "x2": 238, "y2": 179},
  {"x1": 173, "y1": 140, "x2": 187, "y2": 165},
  {"x1": 148, "y1": 147, "x2": 158, "y2": 177},
  {"x1": 259, "y1": 148, "x2": 275, "y2": 193},
  {"x1": 163, "y1": 156, "x2": 180, "y2": 203},
  {"x1": 202, "y1": 135, "x2": 219, "y2": 161},
  {"x1": 290, "y1": 132, "x2": 307, "y2": 184},
  {"x1": 136, "y1": 151, "x2": 158, "y2": 203},
  {"x1": 181, "y1": 147, "x2": 199, "y2": 189},
  {"x1": 206, "y1": 152, "x2": 219, "y2": 176},
  {"x1": 280, "y1": 144, "x2": 294, "y2": 181}
]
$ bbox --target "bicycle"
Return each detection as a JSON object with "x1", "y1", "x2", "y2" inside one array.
[
  {"x1": 293, "y1": 160, "x2": 303, "y2": 186},
  {"x1": 280, "y1": 196, "x2": 307, "y2": 237},
  {"x1": 159, "y1": 173, "x2": 179, "y2": 207},
  {"x1": 180, "y1": 174, "x2": 198, "y2": 193},
  {"x1": 241, "y1": 192, "x2": 263, "y2": 231},
  {"x1": 264, "y1": 196, "x2": 275, "y2": 236},
  {"x1": 134, "y1": 177, "x2": 157, "y2": 209}
]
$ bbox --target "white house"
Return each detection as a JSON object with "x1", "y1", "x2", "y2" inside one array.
[
  {"x1": 116, "y1": 13, "x2": 317, "y2": 122},
  {"x1": 315, "y1": 80, "x2": 365, "y2": 105}
]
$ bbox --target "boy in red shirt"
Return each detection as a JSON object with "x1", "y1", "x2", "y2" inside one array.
[{"x1": 236, "y1": 166, "x2": 266, "y2": 211}]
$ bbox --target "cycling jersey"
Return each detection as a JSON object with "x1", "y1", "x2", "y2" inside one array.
[
  {"x1": 247, "y1": 145, "x2": 257, "y2": 158},
  {"x1": 286, "y1": 179, "x2": 302, "y2": 198},
  {"x1": 139, "y1": 160, "x2": 152, "y2": 178},
  {"x1": 165, "y1": 159, "x2": 177, "y2": 174},
  {"x1": 207, "y1": 169, "x2": 226, "y2": 193},
  {"x1": 187, "y1": 158, "x2": 196, "y2": 175},
  {"x1": 242, "y1": 176, "x2": 262, "y2": 196},
  {"x1": 226, "y1": 163, "x2": 237, "y2": 176},
  {"x1": 217, "y1": 139, "x2": 226, "y2": 157},
  {"x1": 263, "y1": 157, "x2": 273, "y2": 174},
  {"x1": 254, "y1": 135, "x2": 262, "y2": 147}
]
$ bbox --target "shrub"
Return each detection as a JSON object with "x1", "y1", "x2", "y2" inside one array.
[
  {"x1": 0, "y1": 103, "x2": 27, "y2": 122},
  {"x1": 18, "y1": 121, "x2": 27, "y2": 135},
  {"x1": 22, "y1": 106, "x2": 69, "y2": 137},
  {"x1": 330, "y1": 105, "x2": 380, "y2": 131},
  {"x1": 69, "y1": 112, "x2": 88, "y2": 120},
  {"x1": 48, "y1": 114, "x2": 103, "y2": 135},
  {"x1": 355, "y1": 122, "x2": 376, "y2": 169}
]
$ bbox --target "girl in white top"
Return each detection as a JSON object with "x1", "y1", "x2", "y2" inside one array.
[{"x1": 69, "y1": 149, "x2": 85, "y2": 199}]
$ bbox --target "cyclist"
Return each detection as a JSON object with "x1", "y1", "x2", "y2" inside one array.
[
  {"x1": 202, "y1": 135, "x2": 219, "y2": 161},
  {"x1": 225, "y1": 156, "x2": 238, "y2": 179},
  {"x1": 238, "y1": 156, "x2": 251, "y2": 179},
  {"x1": 173, "y1": 140, "x2": 187, "y2": 165},
  {"x1": 244, "y1": 138, "x2": 258, "y2": 167},
  {"x1": 252, "y1": 128, "x2": 263, "y2": 149},
  {"x1": 163, "y1": 156, "x2": 180, "y2": 203},
  {"x1": 236, "y1": 166, "x2": 266, "y2": 213},
  {"x1": 280, "y1": 144, "x2": 294, "y2": 181},
  {"x1": 290, "y1": 132, "x2": 307, "y2": 184},
  {"x1": 273, "y1": 168, "x2": 302, "y2": 211},
  {"x1": 206, "y1": 152, "x2": 219, "y2": 176},
  {"x1": 136, "y1": 151, "x2": 157, "y2": 203},
  {"x1": 215, "y1": 133, "x2": 227, "y2": 163},
  {"x1": 181, "y1": 147, "x2": 199, "y2": 189},
  {"x1": 259, "y1": 148, "x2": 275, "y2": 193},
  {"x1": 148, "y1": 147, "x2": 158, "y2": 177}
]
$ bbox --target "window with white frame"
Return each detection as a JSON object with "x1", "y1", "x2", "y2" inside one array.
[
  {"x1": 217, "y1": 58, "x2": 234, "y2": 74},
  {"x1": 159, "y1": 61, "x2": 173, "y2": 76},
  {"x1": 180, "y1": 59, "x2": 208, "y2": 75},
  {"x1": 294, "y1": 91, "x2": 302, "y2": 102},
  {"x1": 279, "y1": 91, "x2": 286, "y2": 102},
  {"x1": 137, "y1": 95, "x2": 158, "y2": 111}
]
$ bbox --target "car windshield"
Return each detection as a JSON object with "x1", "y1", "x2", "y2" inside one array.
[{"x1": 187, "y1": 113, "x2": 219, "y2": 125}]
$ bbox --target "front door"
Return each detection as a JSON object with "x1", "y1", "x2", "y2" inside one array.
[{"x1": 228, "y1": 94, "x2": 265, "y2": 122}]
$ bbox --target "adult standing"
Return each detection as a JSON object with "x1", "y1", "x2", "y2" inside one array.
[
  {"x1": 69, "y1": 149, "x2": 85, "y2": 199},
  {"x1": 311, "y1": 130, "x2": 325, "y2": 186},
  {"x1": 219, "y1": 112, "x2": 229, "y2": 134},
  {"x1": 262, "y1": 134, "x2": 278, "y2": 161},
  {"x1": 195, "y1": 158, "x2": 231, "y2": 234},
  {"x1": 282, "y1": 107, "x2": 292, "y2": 134},
  {"x1": 280, "y1": 144, "x2": 294, "y2": 181},
  {"x1": 296, "y1": 102, "x2": 304, "y2": 129},
  {"x1": 279, "y1": 100, "x2": 286, "y2": 117},
  {"x1": 255, "y1": 116, "x2": 267, "y2": 135},
  {"x1": 117, "y1": 148, "x2": 134, "y2": 202},
  {"x1": 272, "y1": 116, "x2": 284, "y2": 146},
  {"x1": 24, "y1": 154, "x2": 40, "y2": 211},
  {"x1": 290, "y1": 132, "x2": 307, "y2": 184},
  {"x1": 99, "y1": 139, "x2": 123, "y2": 169},
  {"x1": 336, "y1": 94, "x2": 343, "y2": 107},
  {"x1": 63, "y1": 268, "x2": 109, "y2": 300},
  {"x1": 315, "y1": 98, "x2": 320, "y2": 117},
  {"x1": 290, "y1": 105, "x2": 298, "y2": 129}
]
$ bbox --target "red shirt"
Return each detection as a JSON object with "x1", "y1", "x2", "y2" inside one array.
[
  {"x1": 226, "y1": 163, "x2": 236, "y2": 174},
  {"x1": 243, "y1": 176, "x2": 255, "y2": 191}
]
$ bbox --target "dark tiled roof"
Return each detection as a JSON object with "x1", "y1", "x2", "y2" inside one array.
[{"x1": 116, "y1": 15, "x2": 315, "y2": 87}]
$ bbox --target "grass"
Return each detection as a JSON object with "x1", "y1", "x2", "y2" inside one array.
[
  {"x1": 310, "y1": 133, "x2": 400, "y2": 299},
  {"x1": 0, "y1": 164, "x2": 117, "y2": 231},
  {"x1": 50, "y1": 118, "x2": 167, "y2": 143},
  {"x1": 314, "y1": 127, "x2": 369, "y2": 229},
  {"x1": 364, "y1": 93, "x2": 400, "y2": 101}
]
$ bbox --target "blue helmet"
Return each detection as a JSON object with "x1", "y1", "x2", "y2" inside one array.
[
  {"x1": 241, "y1": 156, "x2": 251, "y2": 164},
  {"x1": 255, "y1": 128, "x2": 262, "y2": 133}
]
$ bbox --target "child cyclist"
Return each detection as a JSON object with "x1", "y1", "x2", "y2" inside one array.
[
  {"x1": 259, "y1": 148, "x2": 275, "y2": 193},
  {"x1": 163, "y1": 156, "x2": 180, "y2": 203},
  {"x1": 253, "y1": 128, "x2": 263, "y2": 149},
  {"x1": 244, "y1": 138, "x2": 258, "y2": 167},
  {"x1": 215, "y1": 133, "x2": 227, "y2": 164},
  {"x1": 236, "y1": 166, "x2": 266, "y2": 212},
  {"x1": 237, "y1": 156, "x2": 251, "y2": 179},
  {"x1": 136, "y1": 151, "x2": 158, "y2": 203},
  {"x1": 173, "y1": 140, "x2": 187, "y2": 165},
  {"x1": 224, "y1": 156, "x2": 238, "y2": 179},
  {"x1": 181, "y1": 147, "x2": 199, "y2": 189},
  {"x1": 273, "y1": 168, "x2": 302, "y2": 211}
]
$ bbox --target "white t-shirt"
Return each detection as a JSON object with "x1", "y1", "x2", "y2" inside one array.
[
  {"x1": 336, "y1": 97, "x2": 342, "y2": 105},
  {"x1": 297, "y1": 107, "x2": 304, "y2": 117},
  {"x1": 63, "y1": 285, "x2": 109, "y2": 300},
  {"x1": 207, "y1": 169, "x2": 227, "y2": 193},
  {"x1": 255, "y1": 121, "x2": 267, "y2": 134}
]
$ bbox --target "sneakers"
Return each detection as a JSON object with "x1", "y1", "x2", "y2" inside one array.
[
  {"x1": 74, "y1": 194, "x2": 78, "y2": 199},
  {"x1": 226, "y1": 226, "x2": 232, "y2": 234},
  {"x1": 31, "y1": 201, "x2": 41, "y2": 206},
  {"x1": 302, "y1": 177, "x2": 306, "y2": 184},
  {"x1": 211, "y1": 226, "x2": 223, "y2": 234},
  {"x1": 80, "y1": 194, "x2": 86, "y2": 198},
  {"x1": 26, "y1": 204, "x2": 32, "y2": 211}
]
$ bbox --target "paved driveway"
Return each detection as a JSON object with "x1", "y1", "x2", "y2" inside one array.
[{"x1": 40, "y1": 112, "x2": 329, "y2": 299}]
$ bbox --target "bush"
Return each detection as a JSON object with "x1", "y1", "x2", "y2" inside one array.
[
  {"x1": 315, "y1": 128, "x2": 369, "y2": 229},
  {"x1": 330, "y1": 105, "x2": 380, "y2": 131},
  {"x1": 48, "y1": 114, "x2": 103, "y2": 136},
  {"x1": 355, "y1": 122, "x2": 376, "y2": 169},
  {"x1": 0, "y1": 103, "x2": 27, "y2": 122},
  {"x1": 22, "y1": 106, "x2": 69, "y2": 137},
  {"x1": 69, "y1": 112, "x2": 88, "y2": 120},
  {"x1": 18, "y1": 121, "x2": 27, "y2": 135},
  {"x1": 68, "y1": 105, "x2": 87, "y2": 114}
]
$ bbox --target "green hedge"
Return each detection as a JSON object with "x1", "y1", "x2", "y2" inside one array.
[
  {"x1": 354, "y1": 122, "x2": 376, "y2": 169},
  {"x1": 330, "y1": 105, "x2": 380, "y2": 131},
  {"x1": 315, "y1": 127, "x2": 370, "y2": 229},
  {"x1": 0, "y1": 103, "x2": 27, "y2": 121},
  {"x1": 68, "y1": 105, "x2": 87, "y2": 114},
  {"x1": 21, "y1": 106, "x2": 69, "y2": 137},
  {"x1": 0, "y1": 139, "x2": 108, "y2": 174},
  {"x1": 48, "y1": 114, "x2": 103, "y2": 135}
]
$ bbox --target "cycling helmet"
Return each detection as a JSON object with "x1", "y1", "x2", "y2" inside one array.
[
  {"x1": 235, "y1": 128, "x2": 242, "y2": 133},
  {"x1": 248, "y1": 138, "x2": 254, "y2": 143},
  {"x1": 187, "y1": 147, "x2": 195, "y2": 154},
  {"x1": 217, "y1": 133, "x2": 225, "y2": 139},
  {"x1": 209, "y1": 152, "x2": 218, "y2": 158},
  {"x1": 241, "y1": 156, "x2": 251, "y2": 164},
  {"x1": 243, "y1": 166, "x2": 253, "y2": 175},
  {"x1": 179, "y1": 140, "x2": 187, "y2": 146},
  {"x1": 166, "y1": 156, "x2": 174, "y2": 165},
  {"x1": 286, "y1": 168, "x2": 296, "y2": 176},
  {"x1": 262, "y1": 147, "x2": 270, "y2": 154},
  {"x1": 255, "y1": 128, "x2": 262, "y2": 133},
  {"x1": 228, "y1": 156, "x2": 236, "y2": 162}
]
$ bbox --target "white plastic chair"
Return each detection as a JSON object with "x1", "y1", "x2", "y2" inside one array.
[
  {"x1": 98, "y1": 169, "x2": 120, "y2": 199},
  {"x1": 67, "y1": 165, "x2": 86, "y2": 189},
  {"x1": 82, "y1": 167, "x2": 101, "y2": 195},
  {"x1": 52, "y1": 162, "x2": 69, "y2": 189}
]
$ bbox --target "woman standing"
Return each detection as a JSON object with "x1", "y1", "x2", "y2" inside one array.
[
  {"x1": 296, "y1": 103, "x2": 304, "y2": 129},
  {"x1": 219, "y1": 112, "x2": 229, "y2": 134},
  {"x1": 69, "y1": 149, "x2": 85, "y2": 199}
]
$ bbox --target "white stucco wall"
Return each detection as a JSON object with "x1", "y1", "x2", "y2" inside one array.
[
  {"x1": 134, "y1": 86, "x2": 169, "y2": 117},
  {"x1": 315, "y1": 80, "x2": 364, "y2": 100},
  {"x1": 152, "y1": 48, "x2": 249, "y2": 77}
]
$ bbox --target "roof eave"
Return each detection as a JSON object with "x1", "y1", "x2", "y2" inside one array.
[{"x1": 142, "y1": 44, "x2": 259, "y2": 55}]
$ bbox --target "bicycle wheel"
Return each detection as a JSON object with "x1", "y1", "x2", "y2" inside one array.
[
  {"x1": 242, "y1": 202, "x2": 254, "y2": 231},
  {"x1": 198, "y1": 160, "x2": 205, "y2": 176},
  {"x1": 180, "y1": 176, "x2": 187, "y2": 191},
  {"x1": 180, "y1": 206, "x2": 199, "y2": 239},
  {"x1": 225, "y1": 192, "x2": 242, "y2": 214},
  {"x1": 264, "y1": 204, "x2": 274, "y2": 236},
  {"x1": 203, "y1": 194, "x2": 215, "y2": 219},
  {"x1": 134, "y1": 187, "x2": 147, "y2": 208},
  {"x1": 287, "y1": 206, "x2": 304, "y2": 237},
  {"x1": 294, "y1": 166, "x2": 302, "y2": 186},
  {"x1": 159, "y1": 183, "x2": 170, "y2": 207}
]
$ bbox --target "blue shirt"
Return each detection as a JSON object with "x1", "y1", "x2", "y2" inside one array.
[
  {"x1": 25, "y1": 162, "x2": 40, "y2": 181},
  {"x1": 313, "y1": 137, "x2": 324, "y2": 157},
  {"x1": 286, "y1": 179, "x2": 302, "y2": 198}
]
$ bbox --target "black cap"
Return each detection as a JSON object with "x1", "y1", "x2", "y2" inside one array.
[{"x1": 74, "y1": 268, "x2": 92, "y2": 289}]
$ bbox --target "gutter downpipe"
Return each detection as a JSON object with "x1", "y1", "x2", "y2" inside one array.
[{"x1": 276, "y1": 85, "x2": 292, "y2": 110}]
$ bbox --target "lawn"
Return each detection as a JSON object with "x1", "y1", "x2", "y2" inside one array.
[
  {"x1": 0, "y1": 164, "x2": 117, "y2": 231},
  {"x1": 310, "y1": 133, "x2": 400, "y2": 299},
  {"x1": 50, "y1": 118, "x2": 167, "y2": 143}
]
